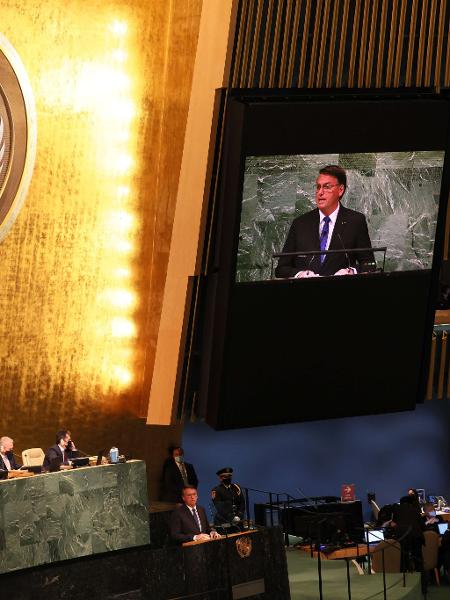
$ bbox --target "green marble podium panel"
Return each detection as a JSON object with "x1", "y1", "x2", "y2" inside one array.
[{"x1": 0, "y1": 460, "x2": 150, "y2": 574}]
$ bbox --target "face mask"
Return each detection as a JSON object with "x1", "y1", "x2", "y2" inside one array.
[
  {"x1": 175, "y1": 456, "x2": 184, "y2": 463},
  {"x1": 428, "y1": 511, "x2": 436, "y2": 517},
  {"x1": 222, "y1": 477, "x2": 232, "y2": 485}
]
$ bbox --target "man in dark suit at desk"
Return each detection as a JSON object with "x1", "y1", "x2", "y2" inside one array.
[
  {"x1": 275, "y1": 165, "x2": 375, "y2": 278},
  {"x1": 43, "y1": 430, "x2": 73, "y2": 471},
  {"x1": 0, "y1": 436, "x2": 21, "y2": 472},
  {"x1": 170, "y1": 486, "x2": 221, "y2": 544}
]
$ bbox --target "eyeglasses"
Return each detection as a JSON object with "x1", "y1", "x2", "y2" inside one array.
[{"x1": 316, "y1": 183, "x2": 341, "y2": 192}]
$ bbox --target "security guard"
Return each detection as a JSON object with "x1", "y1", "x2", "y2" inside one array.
[{"x1": 212, "y1": 467, "x2": 246, "y2": 530}]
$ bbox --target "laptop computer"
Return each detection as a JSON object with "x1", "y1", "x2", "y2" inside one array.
[
  {"x1": 365, "y1": 529, "x2": 385, "y2": 544},
  {"x1": 438, "y1": 523, "x2": 448, "y2": 535},
  {"x1": 21, "y1": 465, "x2": 42, "y2": 474},
  {"x1": 71, "y1": 457, "x2": 89, "y2": 468}
]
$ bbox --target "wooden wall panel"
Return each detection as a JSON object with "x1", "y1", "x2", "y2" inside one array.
[{"x1": 147, "y1": 0, "x2": 236, "y2": 425}]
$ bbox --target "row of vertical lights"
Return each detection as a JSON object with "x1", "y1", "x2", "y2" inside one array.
[{"x1": 102, "y1": 20, "x2": 136, "y2": 387}]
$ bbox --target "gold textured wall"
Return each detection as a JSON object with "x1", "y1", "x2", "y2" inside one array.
[{"x1": 0, "y1": 0, "x2": 202, "y2": 497}]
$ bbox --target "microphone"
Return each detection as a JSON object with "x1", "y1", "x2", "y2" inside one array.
[
  {"x1": 72, "y1": 448, "x2": 92, "y2": 457},
  {"x1": 337, "y1": 232, "x2": 351, "y2": 270}
]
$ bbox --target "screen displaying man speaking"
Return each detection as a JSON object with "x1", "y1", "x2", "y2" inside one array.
[
  {"x1": 275, "y1": 164, "x2": 374, "y2": 278},
  {"x1": 236, "y1": 151, "x2": 444, "y2": 282}
]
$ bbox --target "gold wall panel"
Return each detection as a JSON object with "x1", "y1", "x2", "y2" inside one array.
[{"x1": 0, "y1": 0, "x2": 201, "y2": 498}]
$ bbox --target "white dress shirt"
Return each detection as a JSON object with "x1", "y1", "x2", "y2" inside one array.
[
  {"x1": 59, "y1": 444, "x2": 66, "y2": 463},
  {"x1": 319, "y1": 204, "x2": 340, "y2": 251},
  {"x1": 1, "y1": 453, "x2": 11, "y2": 470}
]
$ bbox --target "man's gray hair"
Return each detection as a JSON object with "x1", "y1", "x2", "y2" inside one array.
[{"x1": 0, "y1": 436, "x2": 13, "y2": 449}]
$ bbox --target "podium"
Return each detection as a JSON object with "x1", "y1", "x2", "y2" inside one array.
[
  {"x1": 1, "y1": 526, "x2": 289, "y2": 599},
  {"x1": 180, "y1": 528, "x2": 290, "y2": 599}
]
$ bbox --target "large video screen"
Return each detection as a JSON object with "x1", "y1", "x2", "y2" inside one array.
[
  {"x1": 237, "y1": 151, "x2": 444, "y2": 282},
  {"x1": 198, "y1": 94, "x2": 450, "y2": 429}
]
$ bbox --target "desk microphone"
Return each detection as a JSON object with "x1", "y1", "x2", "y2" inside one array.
[
  {"x1": 73, "y1": 448, "x2": 92, "y2": 457},
  {"x1": 337, "y1": 232, "x2": 351, "y2": 270}
]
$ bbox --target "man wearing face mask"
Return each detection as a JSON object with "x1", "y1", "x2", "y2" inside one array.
[
  {"x1": 212, "y1": 467, "x2": 246, "y2": 530},
  {"x1": 161, "y1": 445, "x2": 199, "y2": 504}
]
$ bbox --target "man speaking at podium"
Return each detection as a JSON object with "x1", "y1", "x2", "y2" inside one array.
[
  {"x1": 275, "y1": 165, "x2": 375, "y2": 278},
  {"x1": 170, "y1": 486, "x2": 221, "y2": 544}
]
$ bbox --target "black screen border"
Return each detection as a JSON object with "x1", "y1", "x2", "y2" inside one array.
[{"x1": 200, "y1": 90, "x2": 450, "y2": 429}]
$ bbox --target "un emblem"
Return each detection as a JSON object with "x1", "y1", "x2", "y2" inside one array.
[
  {"x1": 235, "y1": 535, "x2": 252, "y2": 558},
  {"x1": 0, "y1": 33, "x2": 36, "y2": 242}
]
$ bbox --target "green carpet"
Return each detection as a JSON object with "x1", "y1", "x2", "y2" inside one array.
[{"x1": 286, "y1": 548, "x2": 449, "y2": 600}]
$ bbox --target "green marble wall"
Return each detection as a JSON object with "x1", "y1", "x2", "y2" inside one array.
[{"x1": 0, "y1": 460, "x2": 150, "y2": 574}]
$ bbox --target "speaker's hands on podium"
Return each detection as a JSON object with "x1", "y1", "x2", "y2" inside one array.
[
  {"x1": 334, "y1": 267, "x2": 356, "y2": 276},
  {"x1": 294, "y1": 270, "x2": 320, "y2": 278},
  {"x1": 210, "y1": 529, "x2": 221, "y2": 540},
  {"x1": 193, "y1": 533, "x2": 211, "y2": 542}
]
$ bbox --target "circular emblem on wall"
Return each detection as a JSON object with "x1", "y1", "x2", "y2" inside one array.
[
  {"x1": 0, "y1": 33, "x2": 36, "y2": 242},
  {"x1": 235, "y1": 535, "x2": 252, "y2": 558}
]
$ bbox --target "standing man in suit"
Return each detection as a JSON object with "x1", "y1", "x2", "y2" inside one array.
[
  {"x1": 0, "y1": 436, "x2": 21, "y2": 472},
  {"x1": 43, "y1": 430, "x2": 73, "y2": 471},
  {"x1": 275, "y1": 165, "x2": 375, "y2": 278},
  {"x1": 170, "y1": 486, "x2": 221, "y2": 544},
  {"x1": 161, "y1": 445, "x2": 199, "y2": 503}
]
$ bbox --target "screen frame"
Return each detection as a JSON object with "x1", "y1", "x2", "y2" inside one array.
[{"x1": 198, "y1": 90, "x2": 450, "y2": 429}]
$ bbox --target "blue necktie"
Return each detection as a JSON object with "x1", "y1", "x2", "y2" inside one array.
[
  {"x1": 320, "y1": 216, "x2": 331, "y2": 264},
  {"x1": 192, "y1": 508, "x2": 202, "y2": 532}
]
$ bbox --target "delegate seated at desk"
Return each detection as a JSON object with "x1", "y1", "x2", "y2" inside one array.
[
  {"x1": 0, "y1": 436, "x2": 20, "y2": 472},
  {"x1": 43, "y1": 429, "x2": 75, "y2": 471},
  {"x1": 170, "y1": 486, "x2": 221, "y2": 544},
  {"x1": 275, "y1": 165, "x2": 375, "y2": 279}
]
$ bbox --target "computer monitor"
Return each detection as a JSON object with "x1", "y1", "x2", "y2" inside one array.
[
  {"x1": 364, "y1": 529, "x2": 385, "y2": 544},
  {"x1": 438, "y1": 523, "x2": 448, "y2": 535}
]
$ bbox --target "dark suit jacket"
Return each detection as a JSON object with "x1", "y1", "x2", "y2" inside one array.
[
  {"x1": 161, "y1": 459, "x2": 199, "y2": 503},
  {"x1": 275, "y1": 205, "x2": 375, "y2": 278},
  {"x1": 0, "y1": 451, "x2": 20, "y2": 471},
  {"x1": 43, "y1": 444, "x2": 70, "y2": 470},
  {"x1": 169, "y1": 503, "x2": 211, "y2": 544}
]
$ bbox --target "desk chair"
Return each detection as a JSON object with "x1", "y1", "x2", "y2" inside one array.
[
  {"x1": 22, "y1": 448, "x2": 45, "y2": 467},
  {"x1": 371, "y1": 540, "x2": 401, "y2": 573},
  {"x1": 422, "y1": 530, "x2": 440, "y2": 585}
]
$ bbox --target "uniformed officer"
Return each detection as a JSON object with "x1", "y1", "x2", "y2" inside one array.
[{"x1": 211, "y1": 467, "x2": 246, "y2": 530}]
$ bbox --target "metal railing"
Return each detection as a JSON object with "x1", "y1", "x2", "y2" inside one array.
[{"x1": 241, "y1": 488, "x2": 432, "y2": 600}]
